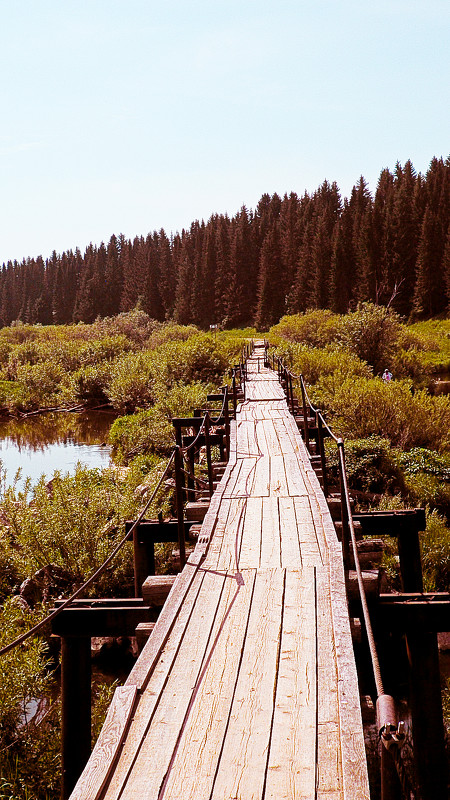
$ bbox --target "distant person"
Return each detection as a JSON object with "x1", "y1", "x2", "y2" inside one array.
[{"x1": 382, "y1": 369, "x2": 393, "y2": 382}]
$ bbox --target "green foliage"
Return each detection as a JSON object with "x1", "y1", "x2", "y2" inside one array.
[
  {"x1": 0, "y1": 601, "x2": 51, "y2": 746},
  {"x1": 91, "y1": 308, "x2": 160, "y2": 345},
  {"x1": 273, "y1": 342, "x2": 372, "y2": 384},
  {"x1": 311, "y1": 375, "x2": 450, "y2": 451},
  {"x1": 148, "y1": 323, "x2": 199, "y2": 347},
  {"x1": 270, "y1": 310, "x2": 341, "y2": 347},
  {"x1": 106, "y1": 352, "x2": 156, "y2": 412},
  {"x1": 0, "y1": 463, "x2": 170, "y2": 596},
  {"x1": 325, "y1": 436, "x2": 402, "y2": 494},
  {"x1": 0, "y1": 533, "x2": 21, "y2": 600},
  {"x1": 62, "y1": 362, "x2": 114, "y2": 405},
  {"x1": 109, "y1": 409, "x2": 174, "y2": 462},
  {"x1": 420, "y1": 509, "x2": 450, "y2": 591},
  {"x1": 336, "y1": 303, "x2": 401, "y2": 374}
]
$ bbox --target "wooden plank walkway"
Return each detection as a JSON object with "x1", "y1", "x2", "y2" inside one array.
[{"x1": 72, "y1": 343, "x2": 370, "y2": 800}]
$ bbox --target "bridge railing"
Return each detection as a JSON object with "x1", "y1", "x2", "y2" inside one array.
[
  {"x1": 0, "y1": 347, "x2": 252, "y2": 799},
  {"x1": 266, "y1": 343, "x2": 436, "y2": 800}
]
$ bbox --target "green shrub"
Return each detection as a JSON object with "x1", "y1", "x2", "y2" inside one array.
[
  {"x1": 109, "y1": 409, "x2": 174, "y2": 462},
  {"x1": 106, "y1": 352, "x2": 156, "y2": 412},
  {"x1": 62, "y1": 362, "x2": 114, "y2": 405},
  {"x1": 273, "y1": 342, "x2": 372, "y2": 384},
  {"x1": 325, "y1": 436, "x2": 402, "y2": 495},
  {"x1": 0, "y1": 465, "x2": 151, "y2": 595},
  {"x1": 311, "y1": 375, "x2": 450, "y2": 451},
  {"x1": 336, "y1": 302, "x2": 401, "y2": 374},
  {"x1": 269, "y1": 310, "x2": 341, "y2": 347},
  {"x1": 420, "y1": 509, "x2": 450, "y2": 591},
  {"x1": 0, "y1": 601, "x2": 51, "y2": 747}
]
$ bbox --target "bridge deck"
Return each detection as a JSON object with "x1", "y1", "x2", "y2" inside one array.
[{"x1": 73, "y1": 344, "x2": 369, "y2": 800}]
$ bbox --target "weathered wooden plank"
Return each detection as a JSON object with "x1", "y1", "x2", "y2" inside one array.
[
  {"x1": 70, "y1": 686, "x2": 138, "y2": 800},
  {"x1": 238, "y1": 495, "x2": 263, "y2": 569},
  {"x1": 252, "y1": 455, "x2": 270, "y2": 497},
  {"x1": 156, "y1": 569, "x2": 257, "y2": 800},
  {"x1": 278, "y1": 495, "x2": 302, "y2": 568},
  {"x1": 260, "y1": 496, "x2": 281, "y2": 568},
  {"x1": 326, "y1": 544, "x2": 371, "y2": 798},
  {"x1": 124, "y1": 549, "x2": 204, "y2": 692},
  {"x1": 294, "y1": 496, "x2": 324, "y2": 567},
  {"x1": 283, "y1": 450, "x2": 308, "y2": 497},
  {"x1": 212, "y1": 497, "x2": 246, "y2": 572},
  {"x1": 231, "y1": 454, "x2": 257, "y2": 498},
  {"x1": 269, "y1": 454, "x2": 290, "y2": 496},
  {"x1": 116, "y1": 568, "x2": 231, "y2": 800},
  {"x1": 210, "y1": 568, "x2": 285, "y2": 800},
  {"x1": 104, "y1": 566, "x2": 209, "y2": 799},
  {"x1": 264, "y1": 419, "x2": 283, "y2": 455},
  {"x1": 264, "y1": 567, "x2": 317, "y2": 799}
]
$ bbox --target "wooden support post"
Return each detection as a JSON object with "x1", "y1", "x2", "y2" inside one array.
[
  {"x1": 61, "y1": 636, "x2": 91, "y2": 800},
  {"x1": 132, "y1": 523, "x2": 155, "y2": 597},
  {"x1": 398, "y1": 525, "x2": 448, "y2": 799},
  {"x1": 338, "y1": 444, "x2": 350, "y2": 569},
  {"x1": 289, "y1": 374, "x2": 295, "y2": 415},
  {"x1": 204, "y1": 416, "x2": 214, "y2": 497},
  {"x1": 397, "y1": 528, "x2": 423, "y2": 592},
  {"x1": 406, "y1": 632, "x2": 448, "y2": 800},
  {"x1": 300, "y1": 379, "x2": 310, "y2": 450},
  {"x1": 223, "y1": 388, "x2": 230, "y2": 460},
  {"x1": 316, "y1": 412, "x2": 329, "y2": 497},
  {"x1": 174, "y1": 446, "x2": 186, "y2": 569},
  {"x1": 232, "y1": 369, "x2": 237, "y2": 418}
]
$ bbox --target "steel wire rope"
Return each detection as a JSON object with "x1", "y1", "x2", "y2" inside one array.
[
  {"x1": 272, "y1": 352, "x2": 416, "y2": 799},
  {"x1": 0, "y1": 449, "x2": 177, "y2": 658}
]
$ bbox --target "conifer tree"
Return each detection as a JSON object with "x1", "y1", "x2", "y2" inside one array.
[{"x1": 255, "y1": 224, "x2": 284, "y2": 329}]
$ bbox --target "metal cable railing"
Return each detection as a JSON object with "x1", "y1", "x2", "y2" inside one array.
[
  {"x1": 0, "y1": 449, "x2": 177, "y2": 658},
  {"x1": 268, "y1": 346, "x2": 416, "y2": 800}
]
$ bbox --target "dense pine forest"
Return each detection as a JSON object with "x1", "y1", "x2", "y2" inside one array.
[{"x1": 1, "y1": 156, "x2": 450, "y2": 332}]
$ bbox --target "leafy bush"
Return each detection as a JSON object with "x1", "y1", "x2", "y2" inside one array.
[
  {"x1": 0, "y1": 601, "x2": 51, "y2": 747},
  {"x1": 420, "y1": 509, "x2": 450, "y2": 591},
  {"x1": 336, "y1": 302, "x2": 401, "y2": 374},
  {"x1": 311, "y1": 375, "x2": 450, "y2": 451},
  {"x1": 109, "y1": 409, "x2": 174, "y2": 462},
  {"x1": 273, "y1": 342, "x2": 372, "y2": 384},
  {"x1": 61, "y1": 362, "x2": 114, "y2": 405},
  {"x1": 269, "y1": 310, "x2": 341, "y2": 347},
  {"x1": 106, "y1": 352, "x2": 156, "y2": 412},
  {"x1": 325, "y1": 436, "x2": 402, "y2": 494},
  {"x1": 0, "y1": 464, "x2": 172, "y2": 595}
]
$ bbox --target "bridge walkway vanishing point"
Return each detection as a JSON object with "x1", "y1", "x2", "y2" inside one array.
[{"x1": 73, "y1": 342, "x2": 370, "y2": 800}]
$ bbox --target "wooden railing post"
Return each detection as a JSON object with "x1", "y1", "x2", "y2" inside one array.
[
  {"x1": 299, "y1": 378, "x2": 310, "y2": 450},
  {"x1": 204, "y1": 415, "x2": 214, "y2": 497},
  {"x1": 223, "y1": 386, "x2": 230, "y2": 460},
  {"x1": 338, "y1": 443, "x2": 350, "y2": 569},
  {"x1": 131, "y1": 522, "x2": 155, "y2": 597},
  {"x1": 61, "y1": 635, "x2": 91, "y2": 799},
  {"x1": 398, "y1": 530, "x2": 448, "y2": 799},
  {"x1": 174, "y1": 446, "x2": 186, "y2": 569},
  {"x1": 316, "y1": 412, "x2": 329, "y2": 497}
]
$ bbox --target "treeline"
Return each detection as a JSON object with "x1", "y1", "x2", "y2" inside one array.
[{"x1": 1, "y1": 156, "x2": 450, "y2": 330}]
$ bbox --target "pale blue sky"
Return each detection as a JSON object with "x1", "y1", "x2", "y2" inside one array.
[{"x1": 1, "y1": 0, "x2": 448, "y2": 264}]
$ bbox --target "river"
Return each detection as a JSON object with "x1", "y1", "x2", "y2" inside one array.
[{"x1": 0, "y1": 410, "x2": 115, "y2": 491}]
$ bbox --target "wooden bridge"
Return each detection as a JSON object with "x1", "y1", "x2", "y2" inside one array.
[{"x1": 71, "y1": 342, "x2": 370, "y2": 799}]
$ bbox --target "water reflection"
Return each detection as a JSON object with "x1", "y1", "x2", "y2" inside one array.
[{"x1": 0, "y1": 410, "x2": 116, "y2": 489}]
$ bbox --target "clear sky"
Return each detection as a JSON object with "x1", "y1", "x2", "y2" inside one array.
[{"x1": 1, "y1": 0, "x2": 448, "y2": 264}]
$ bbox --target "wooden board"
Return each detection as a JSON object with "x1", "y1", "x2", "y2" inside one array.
[
  {"x1": 80, "y1": 349, "x2": 370, "y2": 800},
  {"x1": 155, "y1": 569, "x2": 257, "y2": 800},
  {"x1": 210, "y1": 568, "x2": 285, "y2": 799},
  {"x1": 264, "y1": 568, "x2": 317, "y2": 799}
]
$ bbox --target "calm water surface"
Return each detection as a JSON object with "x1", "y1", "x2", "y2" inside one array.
[{"x1": 0, "y1": 410, "x2": 115, "y2": 490}]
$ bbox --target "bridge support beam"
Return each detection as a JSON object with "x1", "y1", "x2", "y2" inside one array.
[{"x1": 61, "y1": 635, "x2": 91, "y2": 800}]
